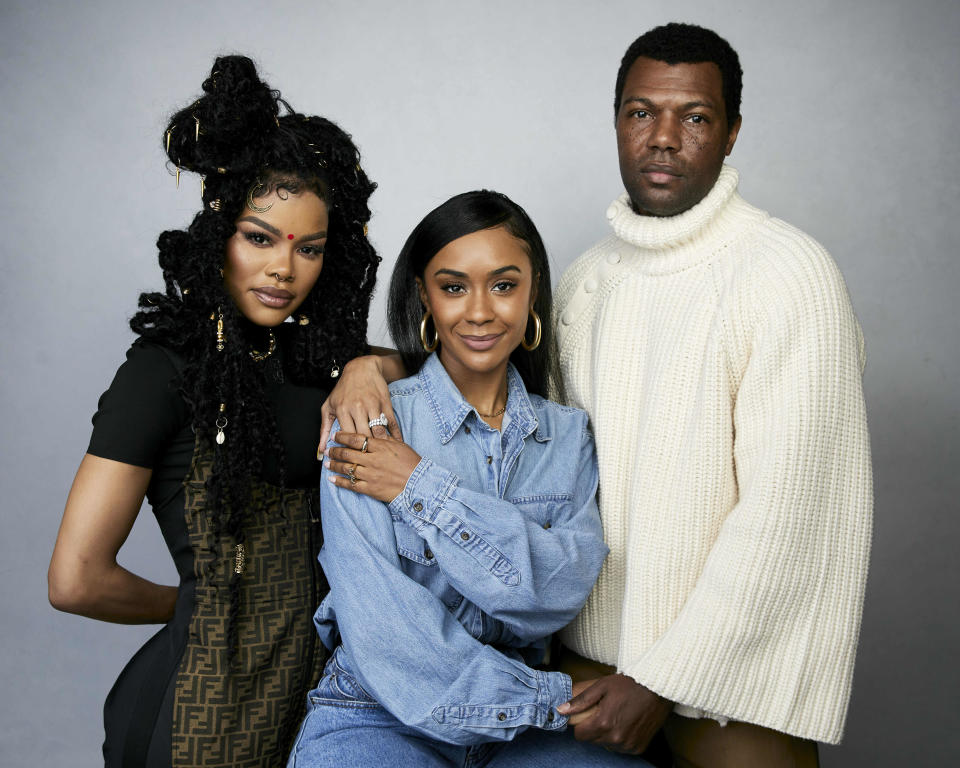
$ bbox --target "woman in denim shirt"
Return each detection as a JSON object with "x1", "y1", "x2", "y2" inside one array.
[{"x1": 289, "y1": 191, "x2": 647, "y2": 767}]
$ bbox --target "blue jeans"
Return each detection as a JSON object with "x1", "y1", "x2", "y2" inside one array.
[{"x1": 287, "y1": 652, "x2": 650, "y2": 768}]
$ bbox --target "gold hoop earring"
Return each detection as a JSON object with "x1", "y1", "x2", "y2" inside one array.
[
  {"x1": 420, "y1": 312, "x2": 439, "y2": 352},
  {"x1": 521, "y1": 308, "x2": 541, "y2": 351}
]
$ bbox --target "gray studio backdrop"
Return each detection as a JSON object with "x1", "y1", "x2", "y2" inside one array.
[{"x1": 2, "y1": 1, "x2": 957, "y2": 765}]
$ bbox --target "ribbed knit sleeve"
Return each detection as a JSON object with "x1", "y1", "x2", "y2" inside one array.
[{"x1": 620, "y1": 227, "x2": 872, "y2": 743}]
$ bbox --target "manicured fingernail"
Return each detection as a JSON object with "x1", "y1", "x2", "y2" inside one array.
[
  {"x1": 327, "y1": 475, "x2": 336, "y2": 483},
  {"x1": 323, "y1": 461, "x2": 330, "y2": 469},
  {"x1": 556, "y1": 703, "x2": 570, "y2": 714}
]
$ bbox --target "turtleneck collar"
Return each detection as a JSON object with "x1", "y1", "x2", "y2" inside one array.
[{"x1": 605, "y1": 166, "x2": 754, "y2": 267}]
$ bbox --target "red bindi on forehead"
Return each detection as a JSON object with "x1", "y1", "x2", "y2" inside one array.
[{"x1": 287, "y1": 234, "x2": 295, "y2": 240}]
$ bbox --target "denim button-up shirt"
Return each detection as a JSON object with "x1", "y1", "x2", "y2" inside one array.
[{"x1": 315, "y1": 353, "x2": 608, "y2": 745}]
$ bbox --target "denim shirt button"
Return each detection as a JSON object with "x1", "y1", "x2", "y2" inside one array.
[
  {"x1": 486, "y1": 455, "x2": 492, "y2": 464},
  {"x1": 413, "y1": 502, "x2": 423, "y2": 512},
  {"x1": 543, "y1": 522, "x2": 552, "y2": 529},
  {"x1": 424, "y1": 548, "x2": 433, "y2": 560},
  {"x1": 547, "y1": 709, "x2": 555, "y2": 722},
  {"x1": 497, "y1": 712, "x2": 507, "y2": 721},
  {"x1": 464, "y1": 426, "x2": 471, "y2": 434},
  {"x1": 460, "y1": 531, "x2": 470, "y2": 541}
]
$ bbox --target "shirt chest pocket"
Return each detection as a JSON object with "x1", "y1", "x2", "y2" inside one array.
[
  {"x1": 508, "y1": 494, "x2": 574, "y2": 531},
  {"x1": 391, "y1": 515, "x2": 463, "y2": 611}
]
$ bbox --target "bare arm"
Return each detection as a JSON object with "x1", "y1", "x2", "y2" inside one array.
[
  {"x1": 48, "y1": 454, "x2": 177, "y2": 624},
  {"x1": 318, "y1": 348, "x2": 408, "y2": 450}
]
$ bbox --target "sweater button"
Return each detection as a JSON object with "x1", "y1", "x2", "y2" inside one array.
[
  {"x1": 605, "y1": 204, "x2": 618, "y2": 220},
  {"x1": 561, "y1": 310, "x2": 574, "y2": 326},
  {"x1": 583, "y1": 278, "x2": 598, "y2": 293},
  {"x1": 606, "y1": 251, "x2": 621, "y2": 265}
]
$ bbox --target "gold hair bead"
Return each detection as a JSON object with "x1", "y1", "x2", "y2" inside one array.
[
  {"x1": 216, "y1": 308, "x2": 225, "y2": 352},
  {"x1": 234, "y1": 543, "x2": 245, "y2": 574},
  {"x1": 193, "y1": 115, "x2": 200, "y2": 141},
  {"x1": 165, "y1": 129, "x2": 172, "y2": 153},
  {"x1": 175, "y1": 165, "x2": 181, "y2": 189}
]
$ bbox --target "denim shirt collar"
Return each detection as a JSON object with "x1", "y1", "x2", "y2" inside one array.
[{"x1": 417, "y1": 353, "x2": 549, "y2": 444}]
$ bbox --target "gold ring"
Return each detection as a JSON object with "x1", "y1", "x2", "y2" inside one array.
[{"x1": 360, "y1": 437, "x2": 369, "y2": 453}]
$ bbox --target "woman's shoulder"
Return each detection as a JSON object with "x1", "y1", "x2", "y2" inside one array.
[
  {"x1": 526, "y1": 393, "x2": 591, "y2": 439},
  {"x1": 88, "y1": 339, "x2": 191, "y2": 466},
  {"x1": 120, "y1": 338, "x2": 186, "y2": 377},
  {"x1": 386, "y1": 371, "x2": 429, "y2": 426}
]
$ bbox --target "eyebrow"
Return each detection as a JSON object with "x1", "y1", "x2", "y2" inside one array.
[
  {"x1": 238, "y1": 216, "x2": 281, "y2": 237},
  {"x1": 433, "y1": 265, "x2": 523, "y2": 278},
  {"x1": 237, "y1": 217, "x2": 327, "y2": 241},
  {"x1": 623, "y1": 96, "x2": 717, "y2": 111}
]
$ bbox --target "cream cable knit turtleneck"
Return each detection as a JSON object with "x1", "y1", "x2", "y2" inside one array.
[{"x1": 556, "y1": 166, "x2": 872, "y2": 744}]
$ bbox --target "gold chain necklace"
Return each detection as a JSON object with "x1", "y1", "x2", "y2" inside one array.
[
  {"x1": 477, "y1": 403, "x2": 507, "y2": 418},
  {"x1": 249, "y1": 330, "x2": 277, "y2": 362}
]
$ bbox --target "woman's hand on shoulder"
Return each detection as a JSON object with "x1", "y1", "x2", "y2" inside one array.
[
  {"x1": 325, "y1": 432, "x2": 421, "y2": 504},
  {"x1": 319, "y1": 354, "x2": 402, "y2": 452}
]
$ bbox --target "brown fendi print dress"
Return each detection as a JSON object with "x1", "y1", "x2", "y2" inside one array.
[{"x1": 88, "y1": 339, "x2": 327, "y2": 768}]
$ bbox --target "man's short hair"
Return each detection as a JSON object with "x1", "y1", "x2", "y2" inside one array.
[{"x1": 614, "y1": 22, "x2": 743, "y2": 131}]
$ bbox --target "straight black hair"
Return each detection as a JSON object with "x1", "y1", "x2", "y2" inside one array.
[{"x1": 387, "y1": 190, "x2": 558, "y2": 398}]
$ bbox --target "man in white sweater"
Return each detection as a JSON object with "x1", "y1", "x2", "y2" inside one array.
[{"x1": 553, "y1": 23, "x2": 872, "y2": 767}]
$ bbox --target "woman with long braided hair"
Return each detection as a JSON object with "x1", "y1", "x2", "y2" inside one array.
[{"x1": 48, "y1": 55, "x2": 382, "y2": 768}]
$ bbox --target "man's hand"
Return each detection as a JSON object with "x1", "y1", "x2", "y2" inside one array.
[{"x1": 557, "y1": 673, "x2": 672, "y2": 754}]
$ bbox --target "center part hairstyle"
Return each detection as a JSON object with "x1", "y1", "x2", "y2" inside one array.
[
  {"x1": 387, "y1": 190, "x2": 559, "y2": 398},
  {"x1": 130, "y1": 55, "x2": 379, "y2": 658}
]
